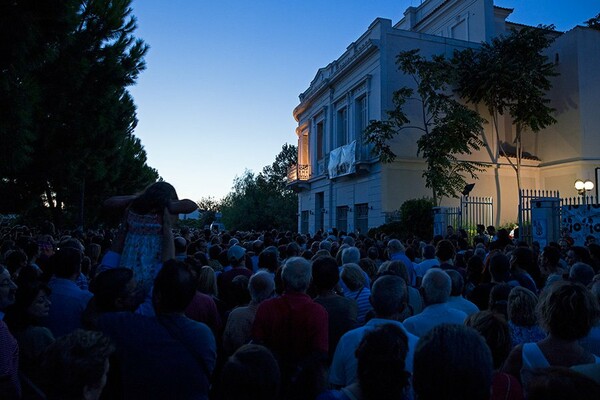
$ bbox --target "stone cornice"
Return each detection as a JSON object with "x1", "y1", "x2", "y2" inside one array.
[{"x1": 293, "y1": 39, "x2": 379, "y2": 121}]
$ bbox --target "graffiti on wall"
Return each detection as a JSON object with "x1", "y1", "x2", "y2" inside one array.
[{"x1": 561, "y1": 204, "x2": 600, "y2": 246}]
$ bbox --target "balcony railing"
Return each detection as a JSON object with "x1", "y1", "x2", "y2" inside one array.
[{"x1": 287, "y1": 164, "x2": 310, "y2": 183}]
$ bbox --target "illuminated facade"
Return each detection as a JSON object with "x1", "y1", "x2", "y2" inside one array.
[{"x1": 289, "y1": 0, "x2": 600, "y2": 234}]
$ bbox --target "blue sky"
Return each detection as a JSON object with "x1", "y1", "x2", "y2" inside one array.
[{"x1": 128, "y1": 0, "x2": 598, "y2": 202}]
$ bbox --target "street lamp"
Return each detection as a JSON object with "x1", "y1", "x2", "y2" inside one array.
[{"x1": 574, "y1": 179, "x2": 594, "y2": 203}]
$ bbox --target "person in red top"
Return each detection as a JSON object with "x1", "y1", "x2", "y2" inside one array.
[{"x1": 252, "y1": 256, "x2": 328, "y2": 399}]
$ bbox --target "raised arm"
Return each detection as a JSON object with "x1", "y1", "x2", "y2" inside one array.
[{"x1": 168, "y1": 199, "x2": 198, "y2": 214}]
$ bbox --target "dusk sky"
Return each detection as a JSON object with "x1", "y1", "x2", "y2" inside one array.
[{"x1": 128, "y1": 0, "x2": 598, "y2": 203}]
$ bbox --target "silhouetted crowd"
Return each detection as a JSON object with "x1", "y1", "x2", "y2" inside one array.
[{"x1": 1, "y1": 221, "x2": 600, "y2": 399}]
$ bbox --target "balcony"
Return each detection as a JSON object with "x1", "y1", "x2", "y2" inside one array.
[{"x1": 287, "y1": 164, "x2": 311, "y2": 191}]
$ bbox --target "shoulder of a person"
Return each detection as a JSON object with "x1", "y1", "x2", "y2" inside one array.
[
  {"x1": 178, "y1": 315, "x2": 214, "y2": 334},
  {"x1": 97, "y1": 311, "x2": 146, "y2": 330}
]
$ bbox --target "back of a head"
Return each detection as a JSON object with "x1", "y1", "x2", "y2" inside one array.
[
  {"x1": 526, "y1": 367, "x2": 600, "y2": 400},
  {"x1": 249, "y1": 271, "x2": 275, "y2": 304},
  {"x1": 341, "y1": 263, "x2": 365, "y2": 291},
  {"x1": 356, "y1": 324, "x2": 411, "y2": 400},
  {"x1": 228, "y1": 245, "x2": 246, "y2": 267},
  {"x1": 342, "y1": 236, "x2": 355, "y2": 247},
  {"x1": 465, "y1": 310, "x2": 511, "y2": 370},
  {"x1": 131, "y1": 181, "x2": 177, "y2": 214},
  {"x1": 423, "y1": 244, "x2": 436, "y2": 260},
  {"x1": 319, "y1": 240, "x2": 332, "y2": 251},
  {"x1": 435, "y1": 240, "x2": 455, "y2": 262},
  {"x1": 413, "y1": 324, "x2": 492, "y2": 400},
  {"x1": 341, "y1": 247, "x2": 360, "y2": 264},
  {"x1": 221, "y1": 344, "x2": 280, "y2": 400},
  {"x1": 311, "y1": 256, "x2": 339, "y2": 291},
  {"x1": 174, "y1": 236, "x2": 187, "y2": 254},
  {"x1": 286, "y1": 242, "x2": 301, "y2": 258},
  {"x1": 335, "y1": 244, "x2": 349, "y2": 266},
  {"x1": 370, "y1": 275, "x2": 407, "y2": 317},
  {"x1": 281, "y1": 257, "x2": 311, "y2": 293},
  {"x1": 489, "y1": 253, "x2": 510, "y2": 282},
  {"x1": 446, "y1": 269, "x2": 464, "y2": 297},
  {"x1": 421, "y1": 269, "x2": 451, "y2": 305},
  {"x1": 510, "y1": 247, "x2": 535, "y2": 271},
  {"x1": 489, "y1": 283, "x2": 512, "y2": 319},
  {"x1": 387, "y1": 239, "x2": 404, "y2": 255},
  {"x1": 367, "y1": 246, "x2": 379, "y2": 260},
  {"x1": 569, "y1": 262, "x2": 594, "y2": 286},
  {"x1": 53, "y1": 247, "x2": 83, "y2": 278},
  {"x1": 538, "y1": 281, "x2": 600, "y2": 340},
  {"x1": 358, "y1": 258, "x2": 377, "y2": 281},
  {"x1": 258, "y1": 249, "x2": 279, "y2": 273},
  {"x1": 231, "y1": 275, "x2": 251, "y2": 306},
  {"x1": 41, "y1": 329, "x2": 114, "y2": 400},
  {"x1": 384, "y1": 260, "x2": 409, "y2": 284},
  {"x1": 507, "y1": 286, "x2": 539, "y2": 327},
  {"x1": 473, "y1": 248, "x2": 486, "y2": 261},
  {"x1": 91, "y1": 268, "x2": 135, "y2": 312},
  {"x1": 208, "y1": 245, "x2": 222, "y2": 260},
  {"x1": 198, "y1": 266, "x2": 218, "y2": 297},
  {"x1": 153, "y1": 260, "x2": 196, "y2": 313}
]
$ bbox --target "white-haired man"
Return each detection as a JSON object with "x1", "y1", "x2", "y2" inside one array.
[
  {"x1": 404, "y1": 269, "x2": 467, "y2": 337},
  {"x1": 252, "y1": 257, "x2": 328, "y2": 395}
]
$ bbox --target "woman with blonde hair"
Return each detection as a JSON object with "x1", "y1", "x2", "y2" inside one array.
[
  {"x1": 507, "y1": 286, "x2": 545, "y2": 347},
  {"x1": 341, "y1": 263, "x2": 372, "y2": 325},
  {"x1": 197, "y1": 265, "x2": 218, "y2": 298},
  {"x1": 503, "y1": 281, "x2": 600, "y2": 382}
]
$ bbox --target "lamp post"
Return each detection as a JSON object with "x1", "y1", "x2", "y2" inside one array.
[{"x1": 574, "y1": 179, "x2": 595, "y2": 204}]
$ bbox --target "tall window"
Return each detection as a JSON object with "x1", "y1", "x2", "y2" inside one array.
[
  {"x1": 316, "y1": 121, "x2": 325, "y2": 160},
  {"x1": 336, "y1": 206, "x2": 348, "y2": 232},
  {"x1": 354, "y1": 203, "x2": 369, "y2": 235},
  {"x1": 336, "y1": 106, "x2": 348, "y2": 147},
  {"x1": 315, "y1": 192, "x2": 325, "y2": 232},
  {"x1": 301, "y1": 210, "x2": 309, "y2": 234}
]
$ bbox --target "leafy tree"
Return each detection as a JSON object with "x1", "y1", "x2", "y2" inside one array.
[
  {"x1": 261, "y1": 143, "x2": 297, "y2": 190},
  {"x1": 196, "y1": 196, "x2": 220, "y2": 228},
  {"x1": 399, "y1": 198, "x2": 434, "y2": 240},
  {"x1": 368, "y1": 198, "x2": 434, "y2": 240},
  {"x1": 0, "y1": 0, "x2": 157, "y2": 226},
  {"x1": 221, "y1": 145, "x2": 298, "y2": 231},
  {"x1": 365, "y1": 50, "x2": 485, "y2": 205},
  {"x1": 585, "y1": 13, "x2": 600, "y2": 30},
  {"x1": 452, "y1": 26, "x2": 558, "y2": 194}
]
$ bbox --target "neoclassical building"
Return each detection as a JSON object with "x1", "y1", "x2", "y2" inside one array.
[{"x1": 288, "y1": 0, "x2": 600, "y2": 234}]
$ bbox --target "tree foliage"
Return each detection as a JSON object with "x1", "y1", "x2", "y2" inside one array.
[
  {"x1": 0, "y1": 0, "x2": 157, "y2": 226},
  {"x1": 365, "y1": 50, "x2": 485, "y2": 205},
  {"x1": 586, "y1": 13, "x2": 600, "y2": 30},
  {"x1": 195, "y1": 196, "x2": 220, "y2": 228},
  {"x1": 219, "y1": 145, "x2": 298, "y2": 231},
  {"x1": 399, "y1": 198, "x2": 435, "y2": 240},
  {"x1": 452, "y1": 26, "x2": 558, "y2": 192},
  {"x1": 368, "y1": 198, "x2": 434, "y2": 240}
]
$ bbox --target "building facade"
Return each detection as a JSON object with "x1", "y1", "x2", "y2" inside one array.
[{"x1": 288, "y1": 0, "x2": 600, "y2": 234}]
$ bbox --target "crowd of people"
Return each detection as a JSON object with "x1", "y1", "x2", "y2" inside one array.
[{"x1": 1, "y1": 186, "x2": 600, "y2": 399}]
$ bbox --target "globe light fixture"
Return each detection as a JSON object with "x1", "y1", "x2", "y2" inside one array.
[{"x1": 574, "y1": 179, "x2": 595, "y2": 203}]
